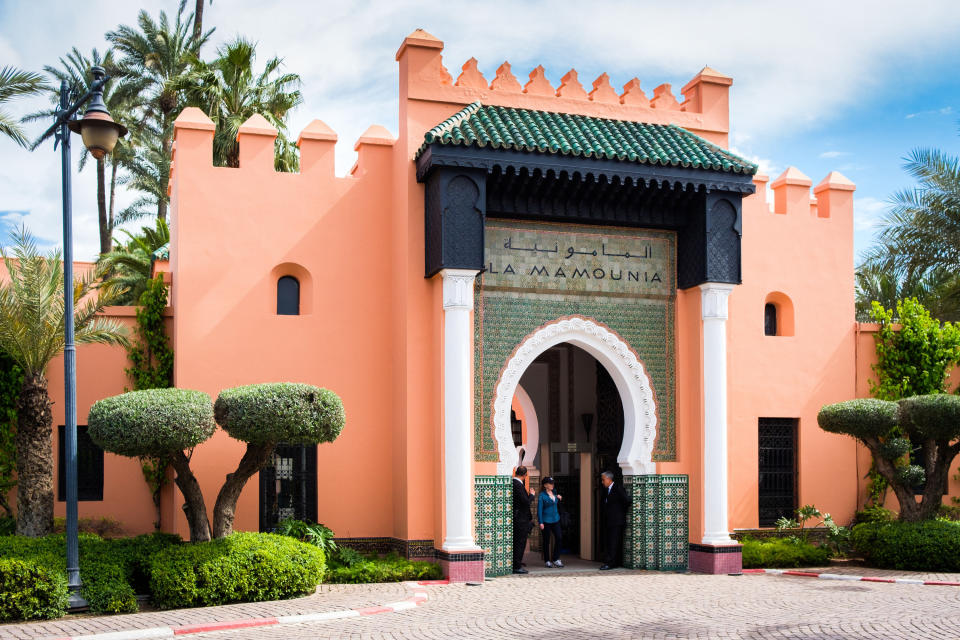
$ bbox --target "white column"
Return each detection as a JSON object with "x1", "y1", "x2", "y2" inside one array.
[
  {"x1": 441, "y1": 268, "x2": 481, "y2": 552},
  {"x1": 700, "y1": 283, "x2": 736, "y2": 545}
]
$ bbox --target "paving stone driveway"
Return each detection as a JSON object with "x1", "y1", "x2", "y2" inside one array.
[{"x1": 5, "y1": 569, "x2": 960, "y2": 640}]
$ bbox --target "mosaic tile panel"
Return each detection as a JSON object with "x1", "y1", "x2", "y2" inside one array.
[
  {"x1": 474, "y1": 475, "x2": 513, "y2": 577},
  {"x1": 474, "y1": 222, "x2": 677, "y2": 463},
  {"x1": 623, "y1": 474, "x2": 688, "y2": 571}
]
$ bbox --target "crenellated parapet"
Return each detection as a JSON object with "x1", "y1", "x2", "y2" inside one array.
[
  {"x1": 761, "y1": 167, "x2": 855, "y2": 219},
  {"x1": 396, "y1": 29, "x2": 732, "y2": 144}
]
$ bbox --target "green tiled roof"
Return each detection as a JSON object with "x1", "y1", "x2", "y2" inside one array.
[
  {"x1": 153, "y1": 244, "x2": 169, "y2": 261},
  {"x1": 418, "y1": 102, "x2": 757, "y2": 175}
]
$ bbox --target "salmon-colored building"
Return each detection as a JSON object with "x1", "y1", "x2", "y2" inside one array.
[{"x1": 16, "y1": 30, "x2": 959, "y2": 581}]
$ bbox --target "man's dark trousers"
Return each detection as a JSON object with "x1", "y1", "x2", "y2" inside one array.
[
  {"x1": 602, "y1": 524, "x2": 624, "y2": 567},
  {"x1": 512, "y1": 478, "x2": 533, "y2": 569},
  {"x1": 601, "y1": 481, "x2": 631, "y2": 567}
]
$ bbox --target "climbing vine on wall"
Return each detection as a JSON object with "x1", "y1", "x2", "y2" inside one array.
[
  {"x1": 0, "y1": 352, "x2": 22, "y2": 518},
  {"x1": 125, "y1": 274, "x2": 174, "y2": 529}
]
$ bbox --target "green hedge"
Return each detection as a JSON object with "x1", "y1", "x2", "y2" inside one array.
[
  {"x1": 325, "y1": 551, "x2": 442, "y2": 584},
  {"x1": 0, "y1": 559, "x2": 68, "y2": 621},
  {"x1": 741, "y1": 537, "x2": 831, "y2": 568},
  {"x1": 149, "y1": 533, "x2": 325, "y2": 609},
  {"x1": 0, "y1": 532, "x2": 180, "y2": 617},
  {"x1": 851, "y1": 520, "x2": 960, "y2": 571}
]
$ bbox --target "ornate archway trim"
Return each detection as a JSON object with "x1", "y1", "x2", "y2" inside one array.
[{"x1": 491, "y1": 315, "x2": 658, "y2": 476}]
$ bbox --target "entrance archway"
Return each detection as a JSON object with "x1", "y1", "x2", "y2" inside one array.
[
  {"x1": 492, "y1": 316, "x2": 658, "y2": 477},
  {"x1": 512, "y1": 384, "x2": 538, "y2": 468}
]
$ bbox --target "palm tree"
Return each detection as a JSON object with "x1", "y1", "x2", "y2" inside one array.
[
  {"x1": 99, "y1": 218, "x2": 170, "y2": 305},
  {"x1": 0, "y1": 66, "x2": 46, "y2": 147},
  {"x1": 0, "y1": 227, "x2": 128, "y2": 536},
  {"x1": 180, "y1": 37, "x2": 302, "y2": 170},
  {"x1": 107, "y1": 1, "x2": 211, "y2": 221},
  {"x1": 194, "y1": 0, "x2": 212, "y2": 41},
  {"x1": 26, "y1": 49, "x2": 148, "y2": 254},
  {"x1": 859, "y1": 131, "x2": 960, "y2": 321}
]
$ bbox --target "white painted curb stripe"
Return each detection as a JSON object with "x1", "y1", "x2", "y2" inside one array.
[
  {"x1": 76, "y1": 629, "x2": 174, "y2": 640},
  {"x1": 276, "y1": 610, "x2": 361, "y2": 624}
]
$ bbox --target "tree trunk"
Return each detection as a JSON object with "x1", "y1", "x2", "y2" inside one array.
[
  {"x1": 107, "y1": 159, "x2": 118, "y2": 248},
  {"x1": 97, "y1": 158, "x2": 109, "y2": 255},
  {"x1": 15, "y1": 374, "x2": 53, "y2": 537},
  {"x1": 169, "y1": 450, "x2": 211, "y2": 541},
  {"x1": 212, "y1": 441, "x2": 275, "y2": 538},
  {"x1": 193, "y1": 0, "x2": 204, "y2": 41},
  {"x1": 868, "y1": 440, "x2": 923, "y2": 521}
]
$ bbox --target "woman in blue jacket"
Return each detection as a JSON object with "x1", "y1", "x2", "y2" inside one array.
[{"x1": 537, "y1": 477, "x2": 564, "y2": 568}]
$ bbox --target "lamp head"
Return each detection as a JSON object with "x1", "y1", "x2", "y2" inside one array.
[{"x1": 67, "y1": 66, "x2": 127, "y2": 159}]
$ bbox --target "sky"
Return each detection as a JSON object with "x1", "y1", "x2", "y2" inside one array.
[{"x1": 0, "y1": 0, "x2": 958, "y2": 261}]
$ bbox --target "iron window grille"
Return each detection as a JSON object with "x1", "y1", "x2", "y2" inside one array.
[
  {"x1": 758, "y1": 417, "x2": 798, "y2": 527},
  {"x1": 57, "y1": 425, "x2": 104, "y2": 501}
]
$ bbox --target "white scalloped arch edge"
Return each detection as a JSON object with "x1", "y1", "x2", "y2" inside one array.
[{"x1": 492, "y1": 316, "x2": 658, "y2": 476}]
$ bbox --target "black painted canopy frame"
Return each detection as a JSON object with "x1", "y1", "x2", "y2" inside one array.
[{"x1": 417, "y1": 143, "x2": 756, "y2": 290}]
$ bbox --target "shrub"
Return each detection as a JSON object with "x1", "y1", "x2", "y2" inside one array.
[
  {"x1": 817, "y1": 399, "x2": 898, "y2": 440},
  {"x1": 740, "y1": 537, "x2": 831, "y2": 569},
  {"x1": 325, "y1": 551, "x2": 443, "y2": 584},
  {"x1": 87, "y1": 388, "x2": 215, "y2": 458},
  {"x1": 53, "y1": 516, "x2": 125, "y2": 538},
  {"x1": 275, "y1": 518, "x2": 337, "y2": 555},
  {"x1": 0, "y1": 532, "x2": 181, "y2": 617},
  {"x1": 851, "y1": 520, "x2": 960, "y2": 571},
  {"x1": 149, "y1": 533, "x2": 324, "y2": 609},
  {"x1": 214, "y1": 383, "x2": 345, "y2": 445},
  {"x1": 853, "y1": 505, "x2": 896, "y2": 525},
  {"x1": 0, "y1": 516, "x2": 14, "y2": 536},
  {"x1": 0, "y1": 558, "x2": 68, "y2": 621}
]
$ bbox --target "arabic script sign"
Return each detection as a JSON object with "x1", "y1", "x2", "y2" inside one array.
[{"x1": 484, "y1": 223, "x2": 675, "y2": 297}]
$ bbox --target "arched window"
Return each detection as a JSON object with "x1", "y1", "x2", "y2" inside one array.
[
  {"x1": 277, "y1": 276, "x2": 300, "y2": 315},
  {"x1": 764, "y1": 303, "x2": 777, "y2": 336}
]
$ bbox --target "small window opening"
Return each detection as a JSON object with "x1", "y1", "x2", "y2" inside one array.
[
  {"x1": 277, "y1": 276, "x2": 300, "y2": 315},
  {"x1": 764, "y1": 303, "x2": 778, "y2": 336}
]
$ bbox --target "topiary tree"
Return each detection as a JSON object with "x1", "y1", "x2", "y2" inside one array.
[
  {"x1": 87, "y1": 388, "x2": 215, "y2": 541},
  {"x1": 212, "y1": 383, "x2": 344, "y2": 538},
  {"x1": 818, "y1": 395, "x2": 960, "y2": 521}
]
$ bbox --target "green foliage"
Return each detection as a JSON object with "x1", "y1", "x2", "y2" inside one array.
[
  {"x1": 0, "y1": 66, "x2": 47, "y2": 148},
  {"x1": 740, "y1": 537, "x2": 831, "y2": 569},
  {"x1": 148, "y1": 532, "x2": 324, "y2": 609},
  {"x1": 88, "y1": 388, "x2": 215, "y2": 458},
  {"x1": 895, "y1": 464, "x2": 926, "y2": 488},
  {"x1": 214, "y1": 383, "x2": 345, "y2": 446},
  {"x1": 0, "y1": 351, "x2": 21, "y2": 517},
  {"x1": 0, "y1": 558, "x2": 68, "y2": 621},
  {"x1": 275, "y1": 518, "x2": 337, "y2": 556},
  {"x1": 854, "y1": 505, "x2": 896, "y2": 525},
  {"x1": 898, "y1": 393, "x2": 960, "y2": 441},
  {"x1": 0, "y1": 516, "x2": 14, "y2": 535},
  {"x1": 817, "y1": 399, "x2": 899, "y2": 441},
  {"x1": 851, "y1": 520, "x2": 960, "y2": 571},
  {"x1": 52, "y1": 516, "x2": 125, "y2": 538},
  {"x1": 869, "y1": 299, "x2": 960, "y2": 400},
  {"x1": 125, "y1": 274, "x2": 173, "y2": 390},
  {"x1": 325, "y1": 551, "x2": 443, "y2": 584},
  {"x1": 102, "y1": 220, "x2": 171, "y2": 306},
  {"x1": 865, "y1": 466, "x2": 889, "y2": 506},
  {"x1": 773, "y1": 504, "x2": 850, "y2": 555},
  {"x1": 878, "y1": 437, "x2": 912, "y2": 461},
  {"x1": 0, "y1": 532, "x2": 180, "y2": 618}
]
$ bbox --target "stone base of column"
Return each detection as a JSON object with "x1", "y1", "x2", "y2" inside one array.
[
  {"x1": 436, "y1": 549, "x2": 485, "y2": 582},
  {"x1": 688, "y1": 543, "x2": 742, "y2": 574}
]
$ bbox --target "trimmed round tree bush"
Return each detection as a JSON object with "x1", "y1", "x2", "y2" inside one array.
[
  {"x1": 88, "y1": 389, "x2": 216, "y2": 541},
  {"x1": 211, "y1": 383, "x2": 345, "y2": 537},
  {"x1": 0, "y1": 558, "x2": 68, "y2": 621},
  {"x1": 817, "y1": 399, "x2": 898, "y2": 440},
  {"x1": 149, "y1": 532, "x2": 325, "y2": 609}
]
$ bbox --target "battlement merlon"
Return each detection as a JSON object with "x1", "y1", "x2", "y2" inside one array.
[
  {"x1": 395, "y1": 29, "x2": 732, "y2": 147},
  {"x1": 767, "y1": 167, "x2": 856, "y2": 218}
]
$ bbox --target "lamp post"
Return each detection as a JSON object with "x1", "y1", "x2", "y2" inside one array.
[{"x1": 40, "y1": 65, "x2": 126, "y2": 609}]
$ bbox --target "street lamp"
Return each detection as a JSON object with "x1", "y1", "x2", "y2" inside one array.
[{"x1": 39, "y1": 65, "x2": 126, "y2": 609}]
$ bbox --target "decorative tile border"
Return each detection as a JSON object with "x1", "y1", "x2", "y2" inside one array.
[
  {"x1": 474, "y1": 475, "x2": 513, "y2": 577},
  {"x1": 335, "y1": 537, "x2": 437, "y2": 560}
]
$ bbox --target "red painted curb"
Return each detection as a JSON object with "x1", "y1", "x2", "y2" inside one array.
[
  {"x1": 173, "y1": 617, "x2": 279, "y2": 635},
  {"x1": 782, "y1": 571, "x2": 820, "y2": 577},
  {"x1": 860, "y1": 576, "x2": 895, "y2": 583},
  {"x1": 922, "y1": 580, "x2": 960, "y2": 586},
  {"x1": 356, "y1": 606, "x2": 393, "y2": 616},
  {"x1": 417, "y1": 579, "x2": 449, "y2": 585},
  {"x1": 741, "y1": 569, "x2": 766, "y2": 574}
]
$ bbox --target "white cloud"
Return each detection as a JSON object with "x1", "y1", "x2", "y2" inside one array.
[
  {"x1": 819, "y1": 150, "x2": 850, "y2": 158},
  {"x1": 2, "y1": 0, "x2": 960, "y2": 259},
  {"x1": 729, "y1": 146, "x2": 778, "y2": 177},
  {"x1": 905, "y1": 106, "x2": 954, "y2": 119},
  {"x1": 854, "y1": 196, "x2": 888, "y2": 231}
]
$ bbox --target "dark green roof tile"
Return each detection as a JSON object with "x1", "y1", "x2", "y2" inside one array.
[{"x1": 418, "y1": 102, "x2": 757, "y2": 175}]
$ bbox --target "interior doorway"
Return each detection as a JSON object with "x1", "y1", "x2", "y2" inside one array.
[{"x1": 513, "y1": 342, "x2": 624, "y2": 566}]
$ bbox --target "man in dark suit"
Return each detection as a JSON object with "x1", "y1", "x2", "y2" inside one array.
[
  {"x1": 512, "y1": 466, "x2": 535, "y2": 574},
  {"x1": 600, "y1": 470, "x2": 630, "y2": 570}
]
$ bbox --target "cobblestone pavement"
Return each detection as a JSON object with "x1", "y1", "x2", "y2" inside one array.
[
  {"x1": 0, "y1": 583, "x2": 406, "y2": 640},
  {"x1": 5, "y1": 568, "x2": 960, "y2": 640}
]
